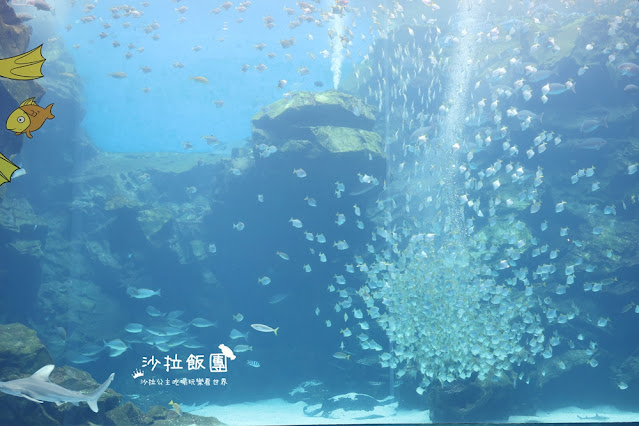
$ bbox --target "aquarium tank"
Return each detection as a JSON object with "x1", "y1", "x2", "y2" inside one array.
[{"x1": 0, "y1": 0, "x2": 638, "y2": 424}]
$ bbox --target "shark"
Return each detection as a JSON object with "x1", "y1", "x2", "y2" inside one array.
[{"x1": 0, "y1": 365, "x2": 114, "y2": 413}]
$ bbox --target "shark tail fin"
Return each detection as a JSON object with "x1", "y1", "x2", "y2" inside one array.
[{"x1": 86, "y1": 373, "x2": 114, "y2": 413}]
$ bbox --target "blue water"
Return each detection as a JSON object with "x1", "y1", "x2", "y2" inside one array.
[{"x1": 2, "y1": 0, "x2": 639, "y2": 423}]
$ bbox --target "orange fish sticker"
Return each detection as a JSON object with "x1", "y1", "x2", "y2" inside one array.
[{"x1": 6, "y1": 97, "x2": 54, "y2": 138}]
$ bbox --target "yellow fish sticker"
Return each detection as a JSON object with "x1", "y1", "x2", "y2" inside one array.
[
  {"x1": 0, "y1": 45, "x2": 46, "y2": 80},
  {"x1": 6, "y1": 97, "x2": 54, "y2": 138},
  {"x1": 0, "y1": 152, "x2": 19, "y2": 187}
]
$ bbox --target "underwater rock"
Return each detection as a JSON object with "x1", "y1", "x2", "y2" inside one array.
[
  {"x1": 143, "y1": 405, "x2": 226, "y2": 425},
  {"x1": 36, "y1": 38, "x2": 86, "y2": 131},
  {"x1": 0, "y1": 199, "x2": 46, "y2": 259},
  {"x1": 427, "y1": 379, "x2": 513, "y2": 422},
  {"x1": 0, "y1": 323, "x2": 53, "y2": 379},
  {"x1": 252, "y1": 90, "x2": 375, "y2": 137},
  {"x1": 311, "y1": 126, "x2": 384, "y2": 157},
  {"x1": 190, "y1": 239, "x2": 208, "y2": 260},
  {"x1": 137, "y1": 207, "x2": 174, "y2": 241},
  {"x1": 249, "y1": 91, "x2": 386, "y2": 199},
  {"x1": 0, "y1": 197, "x2": 42, "y2": 233},
  {"x1": 7, "y1": 238, "x2": 43, "y2": 257},
  {"x1": 303, "y1": 392, "x2": 398, "y2": 420},
  {"x1": 106, "y1": 401, "x2": 148, "y2": 425},
  {"x1": 251, "y1": 90, "x2": 381, "y2": 160}
]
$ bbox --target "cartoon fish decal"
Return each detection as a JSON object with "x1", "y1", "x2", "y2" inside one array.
[
  {"x1": 6, "y1": 98, "x2": 55, "y2": 138},
  {"x1": 0, "y1": 45, "x2": 46, "y2": 80},
  {"x1": 0, "y1": 152, "x2": 19, "y2": 187}
]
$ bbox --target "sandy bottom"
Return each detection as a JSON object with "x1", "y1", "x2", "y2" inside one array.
[
  {"x1": 509, "y1": 405, "x2": 639, "y2": 423},
  {"x1": 191, "y1": 398, "x2": 430, "y2": 425},
  {"x1": 192, "y1": 399, "x2": 639, "y2": 425}
]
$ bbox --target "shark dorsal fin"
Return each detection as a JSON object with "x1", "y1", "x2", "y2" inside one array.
[{"x1": 31, "y1": 365, "x2": 55, "y2": 381}]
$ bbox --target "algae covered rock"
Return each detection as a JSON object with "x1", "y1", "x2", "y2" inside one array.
[
  {"x1": 145, "y1": 405, "x2": 226, "y2": 425},
  {"x1": 0, "y1": 323, "x2": 53, "y2": 379},
  {"x1": 252, "y1": 90, "x2": 375, "y2": 138},
  {"x1": 311, "y1": 126, "x2": 384, "y2": 157},
  {"x1": 137, "y1": 207, "x2": 173, "y2": 240},
  {"x1": 106, "y1": 401, "x2": 149, "y2": 425},
  {"x1": 251, "y1": 90, "x2": 383, "y2": 161}
]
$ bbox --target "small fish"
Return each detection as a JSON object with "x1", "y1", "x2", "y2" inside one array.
[
  {"x1": 258, "y1": 276, "x2": 271, "y2": 286},
  {"x1": 233, "y1": 313, "x2": 244, "y2": 322},
  {"x1": 145, "y1": 306, "x2": 164, "y2": 317},
  {"x1": 124, "y1": 323, "x2": 144, "y2": 333},
  {"x1": 233, "y1": 222, "x2": 245, "y2": 231},
  {"x1": 126, "y1": 287, "x2": 161, "y2": 299},
  {"x1": 574, "y1": 137, "x2": 607, "y2": 150},
  {"x1": 247, "y1": 360, "x2": 260, "y2": 368},
  {"x1": 251, "y1": 324, "x2": 279, "y2": 335},
  {"x1": 202, "y1": 135, "x2": 219, "y2": 146},
  {"x1": 333, "y1": 352, "x2": 350, "y2": 360},
  {"x1": 168, "y1": 400, "x2": 182, "y2": 416},
  {"x1": 293, "y1": 168, "x2": 307, "y2": 178},
  {"x1": 276, "y1": 251, "x2": 290, "y2": 260},
  {"x1": 334, "y1": 240, "x2": 349, "y2": 250},
  {"x1": 268, "y1": 294, "x2": 288, "y2": 304},
  {"x1": 108, "y1": 72, "x2": 127, "y2": 79},
  {"x1": 229, "y1": 329, "x2": 249, "y2": 340},
  {"x1": 624, "y1": 84, "x2": 639, "y2": 93},
  {"x1": 234, "y1": 344, "x2": 252, "y2": 352},
  {"x1": 190, "y1": 318, "x2": 218, "y2": 328},
  {"x1": 189, "y1": 76, "x2": 209, "y2": 84}
]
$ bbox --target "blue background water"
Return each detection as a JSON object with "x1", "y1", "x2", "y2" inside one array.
[{"x1": 3, "y1": 0, "x2": 639, "y2": 421}]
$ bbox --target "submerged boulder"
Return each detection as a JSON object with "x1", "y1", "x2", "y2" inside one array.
[
  {"x1": 0, "y1": 323, "x2": 53, "y2": 379},
  {"x1": 251, "y1": 90, "x2": 383, "y2": 161}
]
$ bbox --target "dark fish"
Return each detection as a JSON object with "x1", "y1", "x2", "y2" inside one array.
[
  {"x1": 621, "y1": 302, "x2": 636, "y2": 313},
  {"x1": 528, "y1": 69, "x2": 556, "y2": 83},
  {"x1": 580, "y1": 116, "x2": 607, "y2": 133},
  {"x1": 314, "y1": 80, "x2": 324, "y2": 87},
  {"x1": 574, "y1": 137, "x2": 607, "y2": 150}
]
